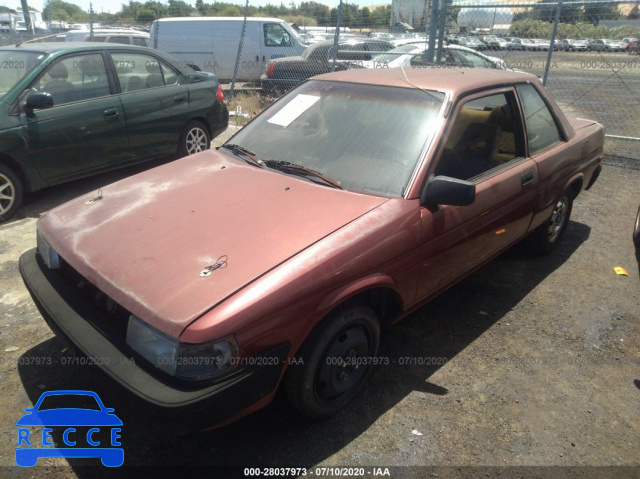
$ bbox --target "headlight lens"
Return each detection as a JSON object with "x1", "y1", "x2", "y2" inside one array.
[
  {"x1": 126, "y1": 315, "x2": 238, "y2": 381},
  {"x1": 37, "y1": 230, "x2": 60, "y2": 270}
]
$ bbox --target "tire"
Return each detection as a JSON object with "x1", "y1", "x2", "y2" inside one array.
[
  {"x1": 285, "y1": 304, "x2": 380, "y2": 418},
  {"x1": 526, "y1": 193, "x2": 573, "y2": 255},
  {"x1": 0, "y1": 164, "x2": 23, "y2": 223},
  {"x1": 178, "y1": 120, "x2": 210, "y2": 157}
]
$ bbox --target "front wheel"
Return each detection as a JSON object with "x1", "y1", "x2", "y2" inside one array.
[
  {"x1": 285, "y1": 304, "x2": 380, "y2": 418},
  {"x1": 178, "y1": 120, "x2": 211, "y2": 157},
  {"x1": 0, "y1": 164, "x2": 23, "y2": 223},
  {"x1": 526, "y1": 193, "x2": 573, "y2": 255}
]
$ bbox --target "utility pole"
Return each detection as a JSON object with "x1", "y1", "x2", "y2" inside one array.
[{"x1": 20, "y1": 0, "x2": 34, "y2": 35}]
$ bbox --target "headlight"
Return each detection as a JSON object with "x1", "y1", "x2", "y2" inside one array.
[
  {"x1": 37, "y1": 230, "x2": 60, "y2": 269},
  {"x1": 126, "y1": 315, "x2": 238, "y2": 381}
]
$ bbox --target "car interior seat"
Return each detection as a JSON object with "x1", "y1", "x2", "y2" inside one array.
[
  {"x1": 145, "y1": 62, "x2": 164, "y2": 89},
  {"x1": 487, "y1": 104, "x2": 517, "y2": 161},
  {"x1": 42, "y1": 62, "x2": 76, "y2": 105}
]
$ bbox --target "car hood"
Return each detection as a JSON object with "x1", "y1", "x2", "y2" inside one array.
[{"x1": 38, "y1": 151, "x2": 387, "y2": 338}]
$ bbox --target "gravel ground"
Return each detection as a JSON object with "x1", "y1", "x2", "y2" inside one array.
[{"x1": 1, "y1": 117, "x2": 639, "y2": 478}]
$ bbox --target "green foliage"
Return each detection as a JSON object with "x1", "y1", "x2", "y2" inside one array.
[
  {"x1": 43, "y1": 0, "x2": 89, "y2": 22},
  {"x1": 136, "y1": 8, "x2": 157, "y2": 22},
  {"x1": 219, "y1": 6, "x2": 242, "y2": 17},
  {"x1": 283, "y1": 16, "x2": 317, "y2": 26},
  {"x1": 510, "y1": 19, "x2": 640, "y2": 40}
]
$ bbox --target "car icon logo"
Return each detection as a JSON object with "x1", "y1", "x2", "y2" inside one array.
[{"x1": 16, "y1": 390, "x2": 123, "y2": 467}]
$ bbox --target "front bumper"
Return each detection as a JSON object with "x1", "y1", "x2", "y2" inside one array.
[{"x1": 19, "y1": 248, "x2": 289, "y2": 432}]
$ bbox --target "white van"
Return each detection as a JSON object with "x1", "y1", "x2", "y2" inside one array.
[
  {"x1": 65, "y1": 29, "x2": 150, "y2": 47},
  {"x1": 150, "y1": 17, "x2": 307, "y2": 82}
]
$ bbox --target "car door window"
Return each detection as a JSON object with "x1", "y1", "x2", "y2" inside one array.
[
  {"x1": 112, "y1": 53, "x2": 178, "y2": 92},
  {"x1": 35, "y1": 53, "x2": 110, "y2": 106},
  {"x1": 455, "y1": 50, "x2": 493, "y2": 68},
  {"x1": 434, "y1": 92, "x2": 521, "y2": 181},
  {"x1": 264, "y1": 24, "x2": 290, "y2": 47},
  {"x1": 516, "y1": 84, "x2": 562, "y2": 155}
]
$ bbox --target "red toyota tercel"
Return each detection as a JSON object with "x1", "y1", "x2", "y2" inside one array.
[{"x1": 20, "y1": 67, "x2": 603, "y2": 431}]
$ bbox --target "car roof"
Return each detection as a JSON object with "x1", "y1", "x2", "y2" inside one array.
[
  {"x1": 0, "y1": 42, "x2": 153, "y2": 53},
  {"x1": 313, "y1": 67, "x2": 538, "y2": 97}
]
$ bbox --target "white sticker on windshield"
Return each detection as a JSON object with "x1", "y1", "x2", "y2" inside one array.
[{"x1": 267, "y1": 94, "x2": 320, "y2": 128}]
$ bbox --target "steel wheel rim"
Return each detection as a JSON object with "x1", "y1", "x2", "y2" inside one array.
[
  {"x1": 315, "y1": 324, "x2": 373, "y2": 405},
  {"x1": 0, "y1": 172, "x2": 16, "y2": 216},
  {"x1": 547, "y1": 197, "x2": 569, "y2": 243},
  {"x1": 185, "y1": 127, "x2": 208, "y2": 154}
]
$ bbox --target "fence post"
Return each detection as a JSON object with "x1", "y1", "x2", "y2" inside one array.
[
  {"x1": 230, "y1": 0, "x2": 249, "y2": 101},
  {"x1": 436, "y1": 0, "x2": 448, "y2": 62},
  {"x1": 542, "y1": 0, "x2": 563, "y2": 87},
  {"x1": 331, "y1": 0, "x2": 343, "y2": 72},
  {"x1": 427, "y1": 0, "x2": 439, "y2": 63},
  {"x1": 89, "y1": 3, "x2": 93, "y2": 41}
]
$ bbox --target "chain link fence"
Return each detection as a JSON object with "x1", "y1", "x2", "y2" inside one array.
[{"x1": 2, "y1": 1, "x2": 638, "y2": 159}]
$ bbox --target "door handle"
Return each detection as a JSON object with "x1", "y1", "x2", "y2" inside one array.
[
  {"x1": 521, "y1": 170, "x2": 534, "y2": 186},
  {"x1": 256, "y1": 55, "x2": 259, "y2": 62},
  {"x1": 262, "y1": 55, "x2": 266, "y2": 62},
  {"x1": 104, "y1": 109, "x2": 119, "y2": 119},
  {"x1": 174, "y1": 96, "x2": 185, "y2": 102}
]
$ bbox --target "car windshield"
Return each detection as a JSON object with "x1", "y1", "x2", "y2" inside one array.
[
  {"x1": 0, "y1": 50, "x2": 45, "y2": 99},
  {"x1": 224, "y1": 80, "x2": 444, "y2": 197},
  {"x1": 372, "y1": 44, "x2": 422, "y2": 63}
]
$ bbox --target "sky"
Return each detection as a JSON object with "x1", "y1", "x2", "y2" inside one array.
[{"x1": 6, "y1": 0, "x2": 356, "y2": 16}]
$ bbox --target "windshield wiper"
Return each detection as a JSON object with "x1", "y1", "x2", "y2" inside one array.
[
  {"x1": 263, "y1": 160, "x2": 342, "y2": 189},
  {"x1": 221, "y1": 144, "x2": 264, "y2": 168}
]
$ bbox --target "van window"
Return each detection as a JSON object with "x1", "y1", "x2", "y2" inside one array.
[
  {"x1": 264, "y1": 24, "x2": 291, "y2": 47},
  {"x1": 91, "y1": 36, "x2": 107, "y2": 42}
]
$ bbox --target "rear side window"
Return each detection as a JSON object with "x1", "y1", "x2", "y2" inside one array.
[
  {"x1": 133, "y1": 37, "x2": 149, "y2": 47},
  {"x1": 107, "y1": 36, "x2": 132, "y2": 45},
  {"x1": 516, "y1": 84, "x2": 562, "y2": 155},
  {"x1": 112, "y1": 52, "x2": 179, "y2": 92}
]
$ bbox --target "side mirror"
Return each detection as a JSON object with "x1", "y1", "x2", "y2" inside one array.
[
  {"x1": 421, "y1": 175, "x2": 476, "y2": 207},
  {"x1": 24, "y1": 92, "x2": 54, "y2": 112}
]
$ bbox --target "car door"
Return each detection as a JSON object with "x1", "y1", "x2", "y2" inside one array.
[
  {"x1": 415, "y1": 89, "x2": 539, "y2": 300},
  {"x1": 110, "y1": 51, "x2": 189, "y2": 158},
  {"x1": 19, "y1": 51, "x2": 128, "y2": 181}
]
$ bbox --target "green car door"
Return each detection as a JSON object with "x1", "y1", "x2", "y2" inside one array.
[
  {"x1": 20, "y1": 52, "x2": 130, "y2": 181},
  {"x1": 110, "y1": 51, "x2": 189, "y2": 157}
]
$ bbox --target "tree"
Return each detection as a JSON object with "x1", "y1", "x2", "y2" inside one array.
[
  {"x1": 136, "y1": 8, "x2": 157, "y2": 22},
  {"x1": 220, "y1": 5, "x2": 242, "y2": 16}
]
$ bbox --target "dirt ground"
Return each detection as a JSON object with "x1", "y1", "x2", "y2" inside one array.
[{"x1": 1, "y1": 111, "x2": 640, "y2": 477}]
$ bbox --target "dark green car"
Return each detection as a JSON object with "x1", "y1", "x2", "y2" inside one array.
[{"x1": 0, "y1": 43, "x2": 229, "y2": 222}]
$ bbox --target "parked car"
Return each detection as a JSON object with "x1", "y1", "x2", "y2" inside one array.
[
  {"x1": 585, "y1": 39, "x2": 607, "y2": 51},
  {"x1": 260, "y1": 39, "x2": 393, "y2": 92},
  {"x1": 634, "y1": 205, "x2": 640, "y2": 277},
  {"x1": 533, "y1": 39, "x2": 551, "y2": 51},
  {"x1": 507, "y1": 38, "x2": 538, "y2": 51},
  {"x1": 408, "y1": 44, "x2": 507, "y2": 70},
  {"x1": 626, "y1": 39, "x2": 640, "y2": 54},
  {"x1": 601, "y1": 39, "x2": 624, "y2": 52},
  {"x1": 20, "y1": 67, "x2": 604, "y2": 431},
  {"x1": 0, "y1": 43, "x2": 229, "y2": 222},
  {"x1": 65, "y1": 28, "x2": 150, "y2": 46},
  {"x1": 480, "y1": 35, "x2": 502, "y2": 50},
  {"x1": 453, "y1": 36, "x2": 487, "y2": 50},
  {"x1": 555, "y1": 39, "x2": 588, "y2": 52},
  {"x1": 621, "y1": 37, "x2": 637, "y2": 50}
]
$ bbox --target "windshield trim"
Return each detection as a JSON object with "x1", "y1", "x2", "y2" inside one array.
[{"x1": 403, "y1": 90, "x2": 449, "y2": 199}]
